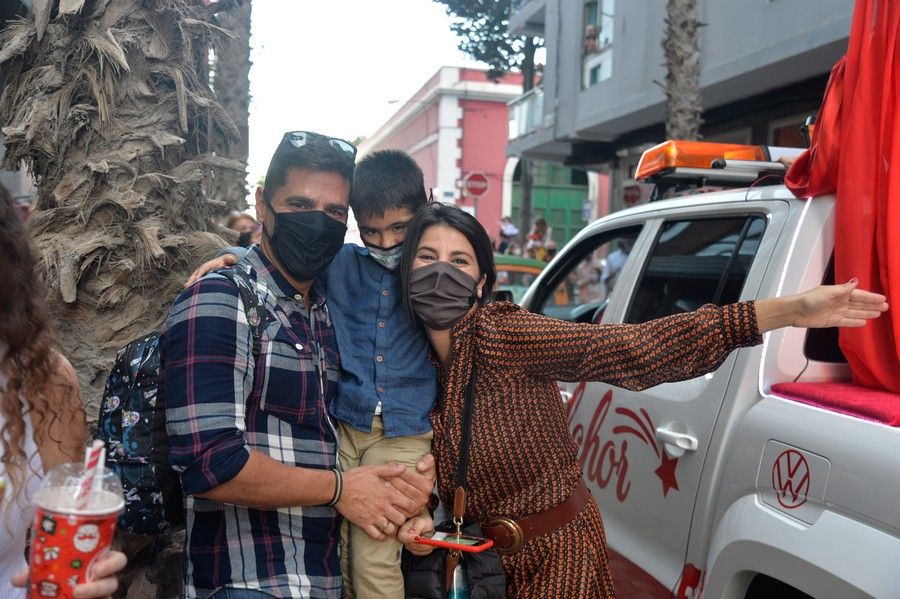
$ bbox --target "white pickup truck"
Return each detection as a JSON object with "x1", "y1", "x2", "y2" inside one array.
[{"x1": 519, "y1": 141, "x2": 900, "y2": 598}]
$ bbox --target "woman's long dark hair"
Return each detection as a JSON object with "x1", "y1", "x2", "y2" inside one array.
[
  {"x1": 399, "y1": 202, "x2": 497, "y2": 323},
  {"x1": 0, "y1": 185, "x2": 83, "y2": 511}
]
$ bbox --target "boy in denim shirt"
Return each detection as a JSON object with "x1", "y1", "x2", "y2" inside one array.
[
  {"x1": 328, "y1": 151, "x2": 435, "y2": 598},
  {"x1": 198, "y1": 150, "x2": 435, "y2": 598}
]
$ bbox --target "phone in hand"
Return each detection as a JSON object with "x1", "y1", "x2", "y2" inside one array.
[{"x1": 413, "y1": 530, "x2": 494, "y2": 553}]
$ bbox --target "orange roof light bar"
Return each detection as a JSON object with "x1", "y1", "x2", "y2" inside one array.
[{"x1": 635, "y1": 140, "x2": 768, "y2": 181}]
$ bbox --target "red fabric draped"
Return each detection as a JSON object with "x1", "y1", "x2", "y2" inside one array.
[
  {"x1": 783, "y1": 57, "x2": 845, "y2": 197},
  {"x1": 785, "y1": 0, "x2": 900, "y2": 393}
]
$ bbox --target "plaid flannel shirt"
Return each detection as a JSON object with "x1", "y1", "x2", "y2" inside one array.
[{"x1": 162, "y1": 247, "x2": 342, "y2": 599}]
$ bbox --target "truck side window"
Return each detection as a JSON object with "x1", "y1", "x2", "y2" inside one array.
[
  {"x1": 537, "y1": 228, "x2": 641, "y2": 323},
  {"x1": 804, "y1": 254, "x2": 846, "y2": 363},
  {"x1": 626, "y1": 216, "x2": 765, "y2": 323}
]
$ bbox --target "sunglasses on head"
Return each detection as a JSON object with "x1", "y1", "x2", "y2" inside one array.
[{"x1": 280, "y1": 131, "x2": 357, "y2": 161}]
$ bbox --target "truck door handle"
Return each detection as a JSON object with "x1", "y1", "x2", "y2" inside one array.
[{"x1": 655, "y1": 425, "x2": 698, "y2": 458}]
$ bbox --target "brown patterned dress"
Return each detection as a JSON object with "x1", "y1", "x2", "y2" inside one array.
[{"x1": 431, "y1": 301, "x2": 761, "y2": 598}]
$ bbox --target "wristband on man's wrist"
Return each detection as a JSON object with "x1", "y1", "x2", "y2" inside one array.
[{"x1": 327, "y1": 468, "x2": 343, "y2": 506}]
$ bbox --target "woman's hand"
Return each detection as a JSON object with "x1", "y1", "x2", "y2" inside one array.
[
  {"x1": 12, "y1": 550, "x2": 127, "y2": 598},
  {"x1": 794, "y1": 279, "x2": 889, "y2": 328},
  {"x1": 185, "y1": 253, "x2": 239, "y2": 287},
  {"x1": 756, "y1": 279, "x2": 889, "y2": 333},
  {"x1": 397, "y1": 512, "x2": 436, "y2": 557}
]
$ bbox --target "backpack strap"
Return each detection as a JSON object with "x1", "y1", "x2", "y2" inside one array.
[{"x1": 216, "y1": 268, "x2": 269, "y2": 361}]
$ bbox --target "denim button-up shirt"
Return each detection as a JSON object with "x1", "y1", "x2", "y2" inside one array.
[
  {"x1": 222, "y1": 244, "x2": 436, "y2": 438},
  {"x1": 326, "y1": 244, "x2": 436, "y2": 437}
]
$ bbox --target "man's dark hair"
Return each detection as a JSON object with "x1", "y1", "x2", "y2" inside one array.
[
  {"x1": 350, "y1": 150, "x2": 428, "y2": 220},
  {"x1": 262, "y1": 135, "x2": 355, "y2": 204},
  {"x1": 399, "y1": 202, "x2": 497, "y2": 323}
]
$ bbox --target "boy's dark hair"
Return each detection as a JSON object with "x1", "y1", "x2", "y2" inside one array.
[
  {"x1": 263, "y1": 135, "x2": 355, "y2": 205},
  {"x1": 399, "y1": 202, "x2": 497, "y2": 324},
  {"x1": 350, "y1": 150, "x2": 428, "y2": 220}
]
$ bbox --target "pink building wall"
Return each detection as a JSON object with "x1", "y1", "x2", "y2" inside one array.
[
  {"x1": 366, "y1": 102, "x2": 441, "y2": 191},
  {"x1": 456, "y1": 98, "x2": 512, "y2": 242},
  {"x1": 410, "y1": 142, "x2": 439, "y2": 194},
  {"x1": 597, "y1": 173, "x2": 610, "y2": 219}
]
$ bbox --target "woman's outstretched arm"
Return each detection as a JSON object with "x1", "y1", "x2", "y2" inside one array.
[{"x1": 478, "y1": 280, "x2": 887, "y2": 391}]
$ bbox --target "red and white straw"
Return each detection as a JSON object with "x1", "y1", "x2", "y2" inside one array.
[{"x1": 75, "y1": 440, "x2": 106, "y2": 509}]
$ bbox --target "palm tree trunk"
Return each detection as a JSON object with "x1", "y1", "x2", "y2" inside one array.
[
  {"x1": 0, "y1": 0, "x2": 242, "y2": 424},
  {"x1": 663, "y1": 0, "x2": 703, "y2": 140},
  {"x1": 212, "y1": 0, "x2": 252, "y2": 212}
]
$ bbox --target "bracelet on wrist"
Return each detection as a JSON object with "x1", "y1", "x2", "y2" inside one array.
[{"x1": 327, "y1": 468, "x2": 343, "y2": 506}]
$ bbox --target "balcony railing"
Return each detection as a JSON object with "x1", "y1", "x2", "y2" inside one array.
[{"x1": 508, "y1": 87, "x2": 544, "y2": 140}]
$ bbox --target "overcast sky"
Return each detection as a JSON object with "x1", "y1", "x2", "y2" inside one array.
[{"x1": 246, "y1": 1, "x2": 486, "y2": 196}]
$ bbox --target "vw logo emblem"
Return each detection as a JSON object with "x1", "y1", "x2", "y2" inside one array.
[{"x1": 772, "y1": 449, "x2": 810, "y2": 509}]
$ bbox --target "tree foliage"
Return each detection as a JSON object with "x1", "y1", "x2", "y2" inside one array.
[
  {"x1": 434, "y1": 0, "x2": 540, "y2": 82},
  {"x1": 433, "y1": 1, "x2": 541, "y2": 245}
]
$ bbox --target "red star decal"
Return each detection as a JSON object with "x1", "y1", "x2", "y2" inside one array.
[{"x1": 655, "y1": 453, "x2": 680, "y2": 497}]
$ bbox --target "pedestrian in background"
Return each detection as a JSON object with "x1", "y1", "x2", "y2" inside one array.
[
  {"x1": 225, "y1": 211, "x2": 261, "y2": 247},
  {"x1": 497, "y1": 216, "x2": 518, "y2": 254},
  {"x1": 525, "y1": 217, "x2": 551, "y2": 261}
]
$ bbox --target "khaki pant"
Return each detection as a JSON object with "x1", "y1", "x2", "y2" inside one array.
[{"x1": 338, "y1": 416, "x2": 433, "y2": 599}]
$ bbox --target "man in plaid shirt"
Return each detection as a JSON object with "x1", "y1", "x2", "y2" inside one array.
[{"x1": 162, "y1": 133, "x2": 435, "y2": 599}]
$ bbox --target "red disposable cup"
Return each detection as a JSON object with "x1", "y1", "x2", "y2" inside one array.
[{"x1": 27, "y1": 463, "x2": 123, "y2": 599}]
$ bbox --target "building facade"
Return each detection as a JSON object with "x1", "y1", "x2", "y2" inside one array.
[
  {"x1": 507, "y1": 0, "x2": 852, "y2": 211},
  {"x1": 359, "y1": 66, "x2": 606, "y2": 248}
]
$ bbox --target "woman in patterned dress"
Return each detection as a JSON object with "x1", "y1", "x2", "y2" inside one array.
[{"x1": 395, "y1": 203, "x2": 887, "y2": 598}]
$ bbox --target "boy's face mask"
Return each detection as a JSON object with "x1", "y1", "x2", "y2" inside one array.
[{"x1": 366, "y1": 242, "x2": 403, "y2": 270}]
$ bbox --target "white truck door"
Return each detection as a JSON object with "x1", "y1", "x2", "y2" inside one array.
[{"x1": 529, "y1": 207, "x2": 781, "y2": 597}]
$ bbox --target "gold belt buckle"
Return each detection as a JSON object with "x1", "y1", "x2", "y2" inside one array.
[{"x1": 485, "y1": 516, "x2": 524, "y2": 555}]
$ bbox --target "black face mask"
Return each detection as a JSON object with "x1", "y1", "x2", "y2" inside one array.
[{"x1": 265, "y1": 209, "x2": 347, "y2": 281}]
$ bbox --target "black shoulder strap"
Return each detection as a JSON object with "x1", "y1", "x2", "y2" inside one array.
[
  {"x1": 456, "y1": 365, "x2": 478, "y2": 491},
  {"x1": 217, "y1": 268, "x2": 267, "y2": 360}
]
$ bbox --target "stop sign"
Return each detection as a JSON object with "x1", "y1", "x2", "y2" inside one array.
[{"x1": 463, "y1": 172, "x2": 489, "y2": 197}]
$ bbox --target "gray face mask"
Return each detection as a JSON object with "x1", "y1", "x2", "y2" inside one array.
[
  {"x1": 367, "y1": 242, "x2": 403, "y2": 270},
  {"x1": 408, "y1": 261, "x2": 478, "y2": 330}
]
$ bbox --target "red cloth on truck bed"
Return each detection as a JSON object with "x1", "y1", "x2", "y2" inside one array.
[
  {"x1": 772, "y1": 382, "x2": 900, "y2": 426},
  {"x1": 784, "y1": 0, "x2": 900, "y2": 394}
]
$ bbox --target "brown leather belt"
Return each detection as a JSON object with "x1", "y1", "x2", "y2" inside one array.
[{"x1": 480, "y1": 480, "x2": 591, "y2": 555}]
